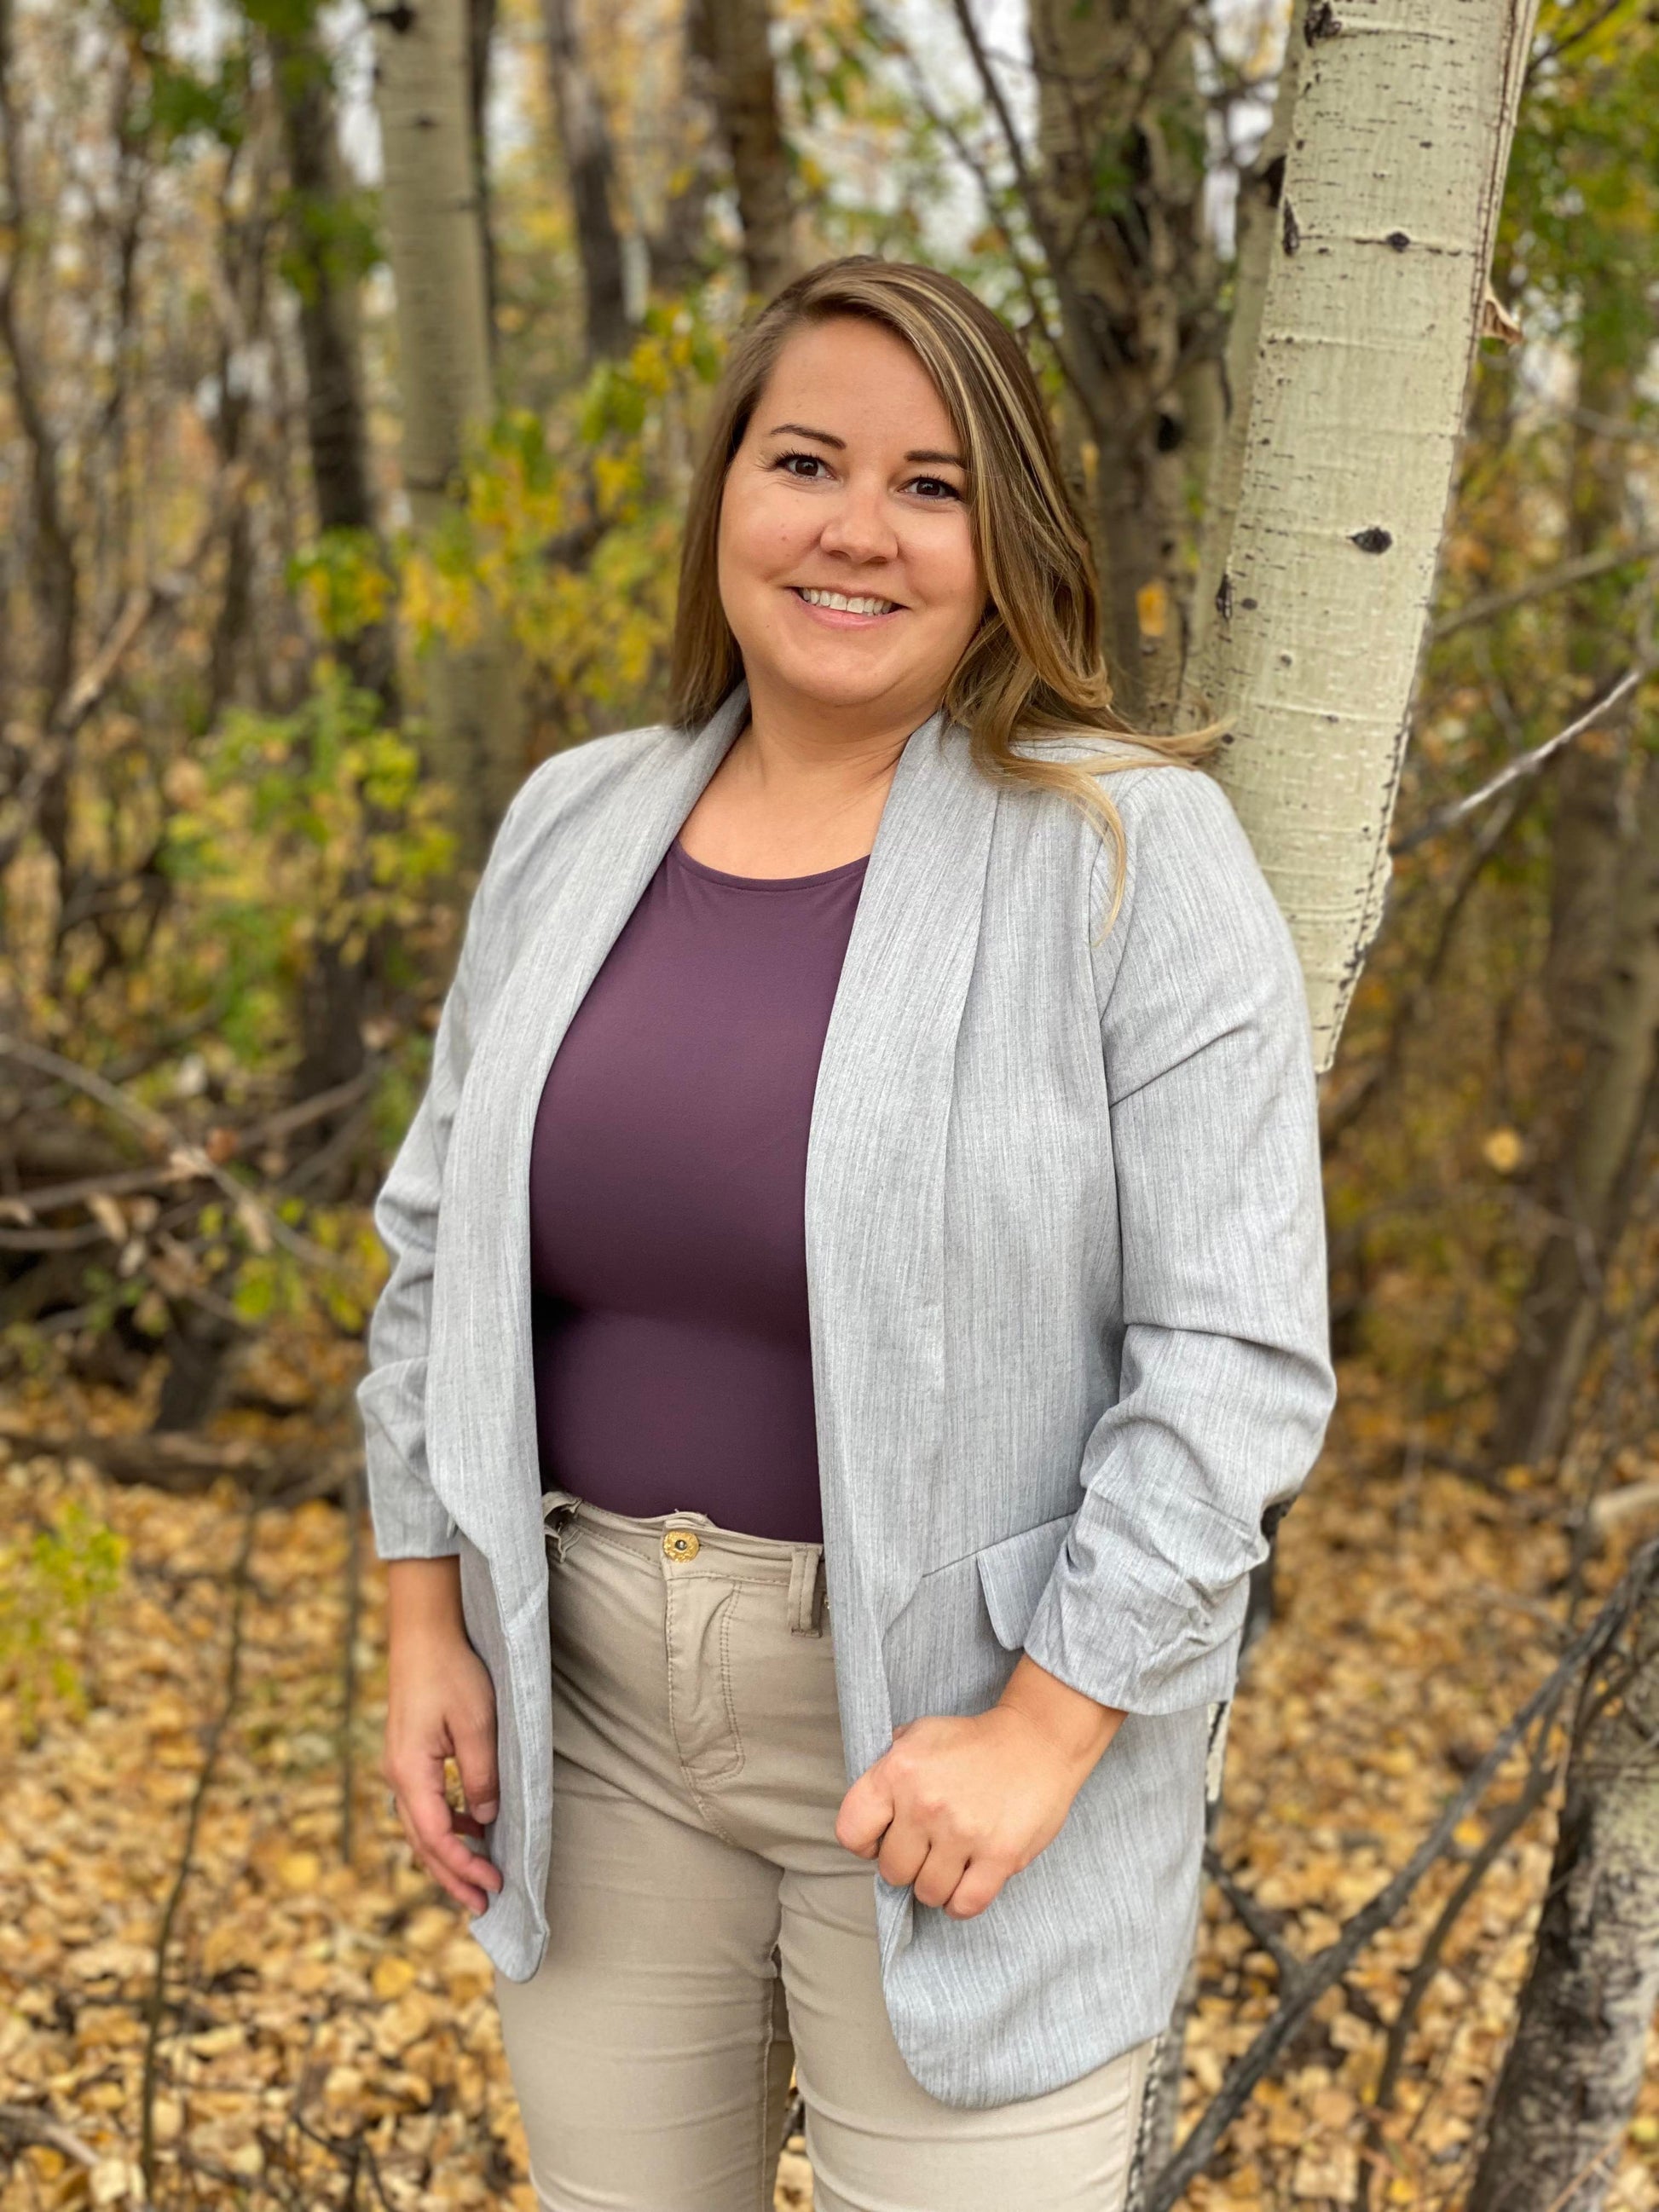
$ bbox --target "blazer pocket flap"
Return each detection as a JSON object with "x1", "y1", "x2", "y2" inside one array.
[{"x1": 975, "y1": 1513, "x2": 1074, "y2": 1651}]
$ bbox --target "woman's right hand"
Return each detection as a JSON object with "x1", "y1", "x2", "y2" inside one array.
[{"x1": 382, "y1": 1557, "x2": 506, "y2": 1916}]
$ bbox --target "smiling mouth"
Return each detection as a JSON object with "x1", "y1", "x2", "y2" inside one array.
[{"x1": 791, "y1": 586, "x2": 904, "y2": 616}]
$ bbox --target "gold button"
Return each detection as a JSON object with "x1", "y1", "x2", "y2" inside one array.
[{"x1": 662, "y1": 1529, "x2": 701, "y2": 1561}]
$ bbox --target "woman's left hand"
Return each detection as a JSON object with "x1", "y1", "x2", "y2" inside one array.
[{"x1": 835, "y1": 1655, "x2": 1126, "y2": 1920}]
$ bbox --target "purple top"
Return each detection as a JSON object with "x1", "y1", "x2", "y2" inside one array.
[{"x1": 526, "y1": 835, "x2": 870, "y2": 1543}]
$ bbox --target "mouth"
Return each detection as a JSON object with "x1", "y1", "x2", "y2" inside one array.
[{"x1": 789, "y1": 586, "x2": 905, "y2": 625}]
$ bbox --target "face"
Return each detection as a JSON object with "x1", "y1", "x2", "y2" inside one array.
[{"x1": 716, "y1": 315, "x2": 986, "y2": 731}]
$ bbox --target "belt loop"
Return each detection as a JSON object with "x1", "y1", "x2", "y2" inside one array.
[{"x1": 788, "y1": 1545, "x2": 825, "y2": 1637}]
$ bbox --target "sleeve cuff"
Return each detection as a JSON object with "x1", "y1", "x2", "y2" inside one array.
[{"x1": 1020, "y1": 1560, "x2": 1250, "y2": 1716}]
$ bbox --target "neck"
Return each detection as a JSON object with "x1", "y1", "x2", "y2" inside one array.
[{"x1": 734, "y1": 675, "x2": 942, "y2": 800}]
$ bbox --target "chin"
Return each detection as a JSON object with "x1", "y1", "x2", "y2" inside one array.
[{"x1": 772, "y1": 655, "x2": 914, "y2": 715}]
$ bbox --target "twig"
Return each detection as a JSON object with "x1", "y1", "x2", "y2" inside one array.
[
  {"x1": 1324, "y1": 776, "x2": 1529, "y2": 1143},
  {"x1": 138, "y1": 1492, "x2": 261, "y2": 2192},
  {"x1": 0, "y1": 1031, "x2": 345, "y2": 1273},
  {"x1": 1390, "y1": 668, "x2": 1646, "y2": 856},
  {"x1": 0, "y1": 1420, "x2": 358, "y2": 1502},
  {"x1": 0, "y1": 2103, "x2": 101, "y2": 2167},
  {"x1": 1431, "y1": 534, "x2": 1659, "y2": 642},
  {"x1": 1142, "y1": 1541, "x2": 1659, "y2": 2212}
]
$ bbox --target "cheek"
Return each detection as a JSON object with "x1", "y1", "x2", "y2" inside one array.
[
  {"x1": 914, "y1": 522, "x2": 984, "y2": 636},
  {"x1": 720, "y1": 483, "x2": 818, "y2": 586}
]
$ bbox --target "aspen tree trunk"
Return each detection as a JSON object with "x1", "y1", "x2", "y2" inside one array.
[
  {"x1": 371, "y1": 0, "x2": 520, "y2": 873},
  {"x1": 1490, "y1": 265, "x2": 1659, "y2": 1466},
  {"x1": 691, "y1": 0, "x2": 797, "y2": 303},
  {"x1": 1188, "y1": 0, "x2": 1307, "y2": 678},
  {"x1": 468, "y1": 0, "x2": 499, "y2": 338},
  {"x1": 1466, "y1": 1556, "x2": 1659, "y2": 2212},
  {"x1": 1031, "y1": 0, "x2": 1217, "y2": 725},
  {"x1": 1180, "y1": 0, "x2": 1540, "y2": 1070},
  {"x1": 542, "y1": 0, "x2": 631, "y2": 361}
]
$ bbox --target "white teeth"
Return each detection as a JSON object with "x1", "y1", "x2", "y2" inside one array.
[{"x1": 798, "y1": 587, "x2": 899, "y2": 615}]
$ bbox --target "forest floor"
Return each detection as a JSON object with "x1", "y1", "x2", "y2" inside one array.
[{"x1": 2, "y1": 1349, "x2": 1657, "y2": 2212}]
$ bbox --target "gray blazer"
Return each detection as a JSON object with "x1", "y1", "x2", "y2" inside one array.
[{"x1": 357, "y1": 680, "x2": 1336, "y2": 2108}]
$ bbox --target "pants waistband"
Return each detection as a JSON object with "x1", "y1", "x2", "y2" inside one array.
[{"x1": 540, "y1": 1487, "x2": 828, "y2": 1636}]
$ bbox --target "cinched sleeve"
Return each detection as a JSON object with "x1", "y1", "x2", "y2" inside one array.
[{"x1": 1020, "y1": 765, "x2": 1338, "y2": 1715}]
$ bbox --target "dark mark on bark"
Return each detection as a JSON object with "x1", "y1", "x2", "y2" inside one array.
[
  {"x1": 1262, "y1": 152, "x2": 1287, "y2": 209},
  {"x1": 370, "y1": 2, "x2": 418, "y2": 27},
  {"x1": 1241, "y1": 596, "x2": 1258, "y2": 610},
  {"x1": 1385, "y1": 230, "x2": 1411, "y2": 251},
  {"x1": 1350, "y1": 526, "x2": 1393, "y2": 553},
  {"x1": 1282, "y1": 199, "x2": 1301, "y2": 256},
  {"x1": 1305, "y1": 1, "x2": 1342, "y2": 39},
  {"x1": 1215, "y1": 571, "x2": 1234, "y2": 623}
]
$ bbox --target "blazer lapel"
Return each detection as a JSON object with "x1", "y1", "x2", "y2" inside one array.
[
  {"x1": 425, "y1": 686, "x2": 749, "y2": 1621},
  {"x1": 806, "y1": 707, "x2": 1001, "y2": 1778}
]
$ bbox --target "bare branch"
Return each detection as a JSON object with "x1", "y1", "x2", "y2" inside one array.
[
  {"x1": 1390, "y1": 668, "x2": 1646, "y2": 857},
  {"x1": 1431, "y1": 535, "x2": 1659, "y2": 642}
]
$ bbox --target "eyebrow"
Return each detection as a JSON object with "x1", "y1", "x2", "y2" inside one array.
[{"x1": 765, "y1": 422, "x2": 967, "y2": 469}]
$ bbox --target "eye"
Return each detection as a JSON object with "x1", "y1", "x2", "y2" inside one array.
[
  {"x1": 907, "y1": 475, "x2": 962, "y2": 501},
  {"x1": 772, "y1": 449, "x2": 830, "y2": 480}
]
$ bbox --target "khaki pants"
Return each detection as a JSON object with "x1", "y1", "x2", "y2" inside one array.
[{"x1": 494, "y1": 1493, "x2": 1152, "y2": 2212}]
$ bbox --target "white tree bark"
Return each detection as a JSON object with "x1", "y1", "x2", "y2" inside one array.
[
  {"x1": 1182, "y1": 0, "x2": 1540, "y2": 1070},
  {"x1": 372, "y1": 0, "x2": 519, "y2": 870}
]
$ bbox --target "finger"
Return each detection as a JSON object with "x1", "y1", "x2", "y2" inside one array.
[
  {"x1": 453, "y1": 1718, "x2": 500, "y2": 1826},
  {"x1": 430, "y1": 1827, "x2": 504, "y2": 1899},
  {"x1": 944, "y1": 1859, "x2": 1009, "y2": 1920},
  {"x1": 404, "y1": 1770, "x2": 504, "y2": 1897},
  {"x1": 393, "y1": 1798, "x2": 490, "y2": 1915},
  {"x1": 876, "y1": 1814, "x2": 929, "y2": 1891},
  {"x1": 835, "y1": 1766, "x2": 895, "y2": 1858},
  {"x1": 911, "y1": 1843, "x2": 970, "y2": 1910}
]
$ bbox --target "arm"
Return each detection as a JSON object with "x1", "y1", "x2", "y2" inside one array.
[
  {"x1": 1020, "y1": 763, "x2": 1338, "y2": 1716},
  {"x1": 359, "y1": 771, "x2": 553, "y2": 1908},
  {"x1": 836, "y1": 766, "x2": 1337, "y2": 1915}
]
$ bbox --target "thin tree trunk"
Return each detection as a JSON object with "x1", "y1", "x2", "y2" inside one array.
[
  {"x1": 691, "y1": 0, "x2": 797, "y2": 303},
  {"x1": 1466, "y1": 1554, "x2": 1659, "y2": 2212},
  {"x1": 371, "y1": 0, "x2": 521, "y2": 873},
  {"x1": 0, "y1": 0, "x2": 78, "y2": 881},
  {"x1": 1490, "y1": 752, "x2": 1659, "y2": 1466},
  {"x1": 468, "y1": 0, "x2": 499, "y2": 346},
  {"x1": 542, "y1": 0, "x2": 631, "y2": 361},
  {"x1": 269, "y1": 13, "x2": 396, "y2": 710},
  {"x1": 1180, "y1": 0, "x2": 1540, "y2": 1071},
  {"x1": 1187, "y1": 0, "x2": 1308, "y2": 687},
  {"x1": 1031, "y1": 0, "x2": 1217, "y2": 725}
]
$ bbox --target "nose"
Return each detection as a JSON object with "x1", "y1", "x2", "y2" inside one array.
[{"x1": 818, "y1": 478, "x2": 899, "y2": 566}]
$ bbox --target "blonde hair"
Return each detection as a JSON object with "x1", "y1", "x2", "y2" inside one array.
[{"x1": 668, "y1": 256, "x2": 1219, "y2": 935}]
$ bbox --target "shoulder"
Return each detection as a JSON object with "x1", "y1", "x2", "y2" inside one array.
[
  {"x1": 455, "y1": 721, "x2": 676, "y2": 969},
  {"x1": 1093, "y1": 762, "x2": 1312, "y2": 1070},
  {"x1": 500, "y1": 722, "x2": 672, "y2": 847},
  {"x1": 475, "y1": 721, "x2": 673, "y2": 896}
]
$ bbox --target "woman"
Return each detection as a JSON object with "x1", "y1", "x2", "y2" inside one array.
[{"x1": 361, "y1": 257, "x2": 1336, "y2": 2212}]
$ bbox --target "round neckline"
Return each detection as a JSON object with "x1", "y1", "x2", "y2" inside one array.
[{"x1": 668, "y1": 836, "x2": 871, "y2": 890}]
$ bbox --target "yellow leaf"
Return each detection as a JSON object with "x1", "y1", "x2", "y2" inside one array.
[
  {"x1": 276, "y1": 1850, "x2": 321, "y2": 1891},
  {"x1": 1482, "y1": 1127, "x2": 1524, "y2": 1174},
  {"x1": 372, "y1": 1954, "x2": 419, "y2": 2001},
  {"x1": 1136, "y1": 579, "x2": 1168, "y2": 640}
]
